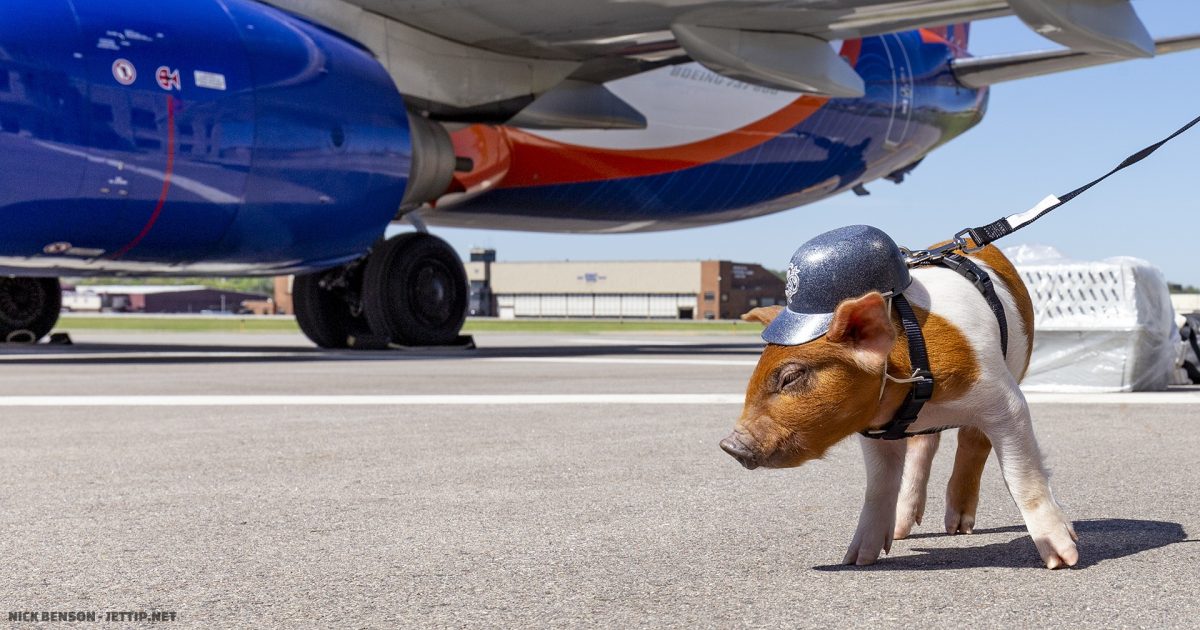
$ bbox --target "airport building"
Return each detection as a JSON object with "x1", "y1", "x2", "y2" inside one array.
[
  {"x1": 465, "y1": 249, "x2": 785, "y2": 320},
  {"x1": 64, "y1": 285, "x2": 269, "y2": 314}
]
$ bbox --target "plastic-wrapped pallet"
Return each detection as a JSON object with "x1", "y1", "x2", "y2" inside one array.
[{"x1": 1004, "y1": 245, "x2": 1178, "y2": 392}]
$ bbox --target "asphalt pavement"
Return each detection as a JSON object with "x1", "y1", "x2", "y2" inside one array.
[{"x1": 1, "y1": 331, "x2": 1197, "y2": 628}]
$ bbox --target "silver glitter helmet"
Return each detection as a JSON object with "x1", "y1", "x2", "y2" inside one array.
[{"x1": 762, "y1": 225, "x2": 911, "y2": 346}]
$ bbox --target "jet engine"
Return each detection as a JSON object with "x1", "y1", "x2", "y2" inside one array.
[
  {"x1": 0, "y1": 0, "x2": 462, "y2": 346},
  {"x1": 0, "y1": 0, "x2": 455, "y2": 272}
]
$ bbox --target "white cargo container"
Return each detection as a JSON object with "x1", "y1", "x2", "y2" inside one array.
[{"x1": 1007, "y1": 245, "x2": 1177, "y2": 392}]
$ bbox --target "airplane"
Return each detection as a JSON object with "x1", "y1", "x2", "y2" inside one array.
[{"x1": 1, "y1": 0, "x2": 1197, "y2": 348}]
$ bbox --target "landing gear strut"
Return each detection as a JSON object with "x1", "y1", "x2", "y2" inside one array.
[
  {"x1": 0, "y1": 277, "x2": 61, "y2": 343},
  {"x1": 292, "y1": 261, "x2": 372, "y2": 349},
  {"x1": 292, "y1": 233, "x2": 468, "y2": 349}
]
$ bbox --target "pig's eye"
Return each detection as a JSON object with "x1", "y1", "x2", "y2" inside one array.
[{"x1": 776, "y1": 364, "x2": 810, "y2": 391}]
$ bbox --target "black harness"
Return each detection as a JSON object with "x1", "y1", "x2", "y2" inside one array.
[{"x1": 861, "y1": 254, "x2": 1008, "y2": 441}]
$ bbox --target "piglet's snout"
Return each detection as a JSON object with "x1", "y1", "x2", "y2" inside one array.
[{"x1": 720, "y1": 433, "x2": 760, "y2": 470}]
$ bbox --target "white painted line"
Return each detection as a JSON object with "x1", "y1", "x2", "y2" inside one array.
[
  {"x1": 485, "y1": 357, "x2": 757, "y2": 367},
  {"x1": 0, "y1": 394, "x2": 747, "y2": 407},
  {"x1": 0, "y1": 351, "x2": 317, "y2": 361},
  {"x1": 564, "y1": 338, "x2": 693, "y2": 346},
  {"x1": 2, "y1": 354, "x2": 754, "y2": 365},
  {"x1": 1024, "y1": 392, "x2": 1200, "y2": 405},
  {"x1": 0, "y1": 392, "x2": 1192, "y2": 408}
]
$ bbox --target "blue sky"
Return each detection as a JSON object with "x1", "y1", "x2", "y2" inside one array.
[{"x1": 431, "y1": 3, "x2": 1200, "y2": 285}]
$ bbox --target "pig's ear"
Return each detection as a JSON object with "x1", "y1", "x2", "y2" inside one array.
[
  {"x1": 740, "y1": 305, "x2": 784, "y2": 327},
  {"x1": 826, "y1": 292, "x2": 895, "y2": 365}
]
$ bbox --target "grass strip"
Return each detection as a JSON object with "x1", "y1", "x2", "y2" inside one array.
[
  {"x1": 54, "y1": 316, "x2": 762, "y2": 335},
  {"x1": 56, "y1": 316, "x2": 301, "y2": 333}
]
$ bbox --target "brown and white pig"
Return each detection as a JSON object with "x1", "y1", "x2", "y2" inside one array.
[{"x1": 721, "y1": 245, "x2": 1078, "y2": 569}]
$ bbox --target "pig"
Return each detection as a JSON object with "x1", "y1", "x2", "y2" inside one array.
[{"x1": 722, "y1": 244, "x2": 1078, "y2": 569}]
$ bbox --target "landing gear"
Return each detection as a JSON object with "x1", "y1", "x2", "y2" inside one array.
[
  {"x1": 363, "y1": 233, "x2": 467, "y2": 346},
  {"x1": 292, "y1": 261, "x2": 372, "y2": 349},
  {"x1": 0, "y1": 277, "x2": 61, "y2": 343},
  {"x1": 293, "y1": 233, "x2": 468, "y2": 349}
]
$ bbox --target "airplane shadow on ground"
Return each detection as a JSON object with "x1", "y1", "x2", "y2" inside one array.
[
  {"x1": 812, "y1": 519, "x2": 1192, "y2": 571},
  {"x1": 0, "y1": 340, "x2": 766, "y2": 365}
]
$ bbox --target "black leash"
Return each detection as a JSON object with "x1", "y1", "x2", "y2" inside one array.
[
  {"x1": 965, "y1": 114, "x2": 1200, "y2": 249},
  {"x1": 907, "y1": 114, "x2": 1200, "y2": 265},
  {"x1": 862, "y1": 114, "x2": 1199, "y2": 441}
]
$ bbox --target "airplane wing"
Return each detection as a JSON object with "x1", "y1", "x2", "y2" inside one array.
[
  {"x1": 952, "y1": 33, "x2": 1200, "y2": 87},
  {"x1": 265, "y1": 0, "x2": 1189, "y2": 125}
]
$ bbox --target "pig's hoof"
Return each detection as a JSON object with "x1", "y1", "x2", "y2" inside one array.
[
  {"x1": 842, "y1": 545, "x2": 884, "y2": 566},
  {"x1": 893, "y1": 516, "x2": 919, "y2": 540},
  {"x1": 843, "y1": 529, "x2": 893, "y2": 566},
  {"x1": 1034, "y1": 521, "x2": 1079, "y2": 569},
  {"x1": 945, "y1": 509, "x2": 975, "y2": 535},
  {"x1": 893, "y1": 498, "x2": 925, "y2": 540}
]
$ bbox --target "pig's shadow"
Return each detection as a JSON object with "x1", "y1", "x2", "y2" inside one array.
[{"x1": 813, "y1": 518, "x2": 1191, "y2": 571}]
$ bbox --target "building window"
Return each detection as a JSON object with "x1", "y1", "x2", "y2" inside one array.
[
  {"x1": 703, "y1": 292, "x2": 714, "y2": 301},
  {"x1": 704, "y1": 311, "x2": 715, "y2": 320}
]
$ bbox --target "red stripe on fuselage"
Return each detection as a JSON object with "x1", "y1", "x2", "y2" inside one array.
[{"x1": 111, "y1": 95, "x2": 175, "y2": 260}]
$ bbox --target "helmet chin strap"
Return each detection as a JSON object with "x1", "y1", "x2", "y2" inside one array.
[
  {"x1": 862, "y1": 292, "x2": 936, "y2": 439},
  {"x1": 877, "y1": 295, "x2": 928, "y2": 403}
]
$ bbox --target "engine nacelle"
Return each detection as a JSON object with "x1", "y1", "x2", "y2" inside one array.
[{"x1": 0, "y1": 0, "x2": 433, "y2": 275}]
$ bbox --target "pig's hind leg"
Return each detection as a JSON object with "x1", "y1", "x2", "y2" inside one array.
[
  {"x1": 945, "y1": 426, "x2": 991, "y2": 534},
  {"x1": 893, "y1": 433, "x2": 940, "y2": 540},
  {"x1": 985, "y1": 395, "x2": 1079, "y2": 569},
  {"x1": 844, "y1": 436, "x2": 907, "y2": 565}
]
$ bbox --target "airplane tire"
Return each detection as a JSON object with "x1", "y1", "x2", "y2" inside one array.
[
  {"x1": 0, "y1": 277, "x2": 61, "y2": 343},
  {"x1": 292, "y1": 266, "x2": 371, "y2": 349},
  {"x1": 362, "y1": 232, "x2": 467, "y2": 346}
]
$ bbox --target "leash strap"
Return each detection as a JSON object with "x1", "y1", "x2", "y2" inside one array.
[
  {"x1": 964, "y1": 114, "x2": 1200, "y2": 249},
  {"x1": 862, "y1": 294, "x2": 934, "y2": 441},
  {"x1": 933, "y1": 254, "x2": 1008, "y2": 358}
]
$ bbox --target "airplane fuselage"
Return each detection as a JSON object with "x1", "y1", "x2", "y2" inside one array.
[{"x1": 0, "y1": 1, "x2": 983, "y2": 276}]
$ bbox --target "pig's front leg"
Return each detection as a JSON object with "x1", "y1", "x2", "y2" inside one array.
[
  {"x1": 844, "y1": 435, "x2": 907, "y2": 565},
  {"x1": 985, "y1": 397, "x2": 1079, "y2": 569},
  {"x1": 894, "y1": 433, "x2": 940, "y2": 540}
]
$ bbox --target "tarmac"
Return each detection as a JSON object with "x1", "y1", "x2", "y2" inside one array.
[{"x1": 1, "y1": 330, "x2": 1198, "y2": 628}]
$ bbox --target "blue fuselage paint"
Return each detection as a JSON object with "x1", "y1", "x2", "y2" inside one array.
[
  {"x1": 0, "y1": 5, "x2": 983, "y2": 277},
  {"x1": 0, "y1": 0, "x2": 412, "y2": 276}
]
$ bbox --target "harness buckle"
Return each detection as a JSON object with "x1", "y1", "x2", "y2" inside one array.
[
  {"x1": 974, "y1": 268, "x2": 994, "y2": 294},
  {"x1": 938, "y1": 254, "x2": 994, "y2": 294},
  {"x1": 909, "y1": 369, "x2": 934, "y2": 403},
  {"x1": 900, "y1": 247, "x2": 928, "y2": 266},
  {"x1": 956, "y1": 228, "x2": 986, "y2": 254},
  {"x1": 903, "y1": 233, "x2": 974, "y2": 267}
]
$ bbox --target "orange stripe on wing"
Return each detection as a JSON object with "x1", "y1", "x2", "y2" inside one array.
[
  {"x1": 449, "y1": 40, "x2": 862, "y2": 190},
  {"x1": 495, "y1": 95, "x2": 827, "y2": 187}
]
